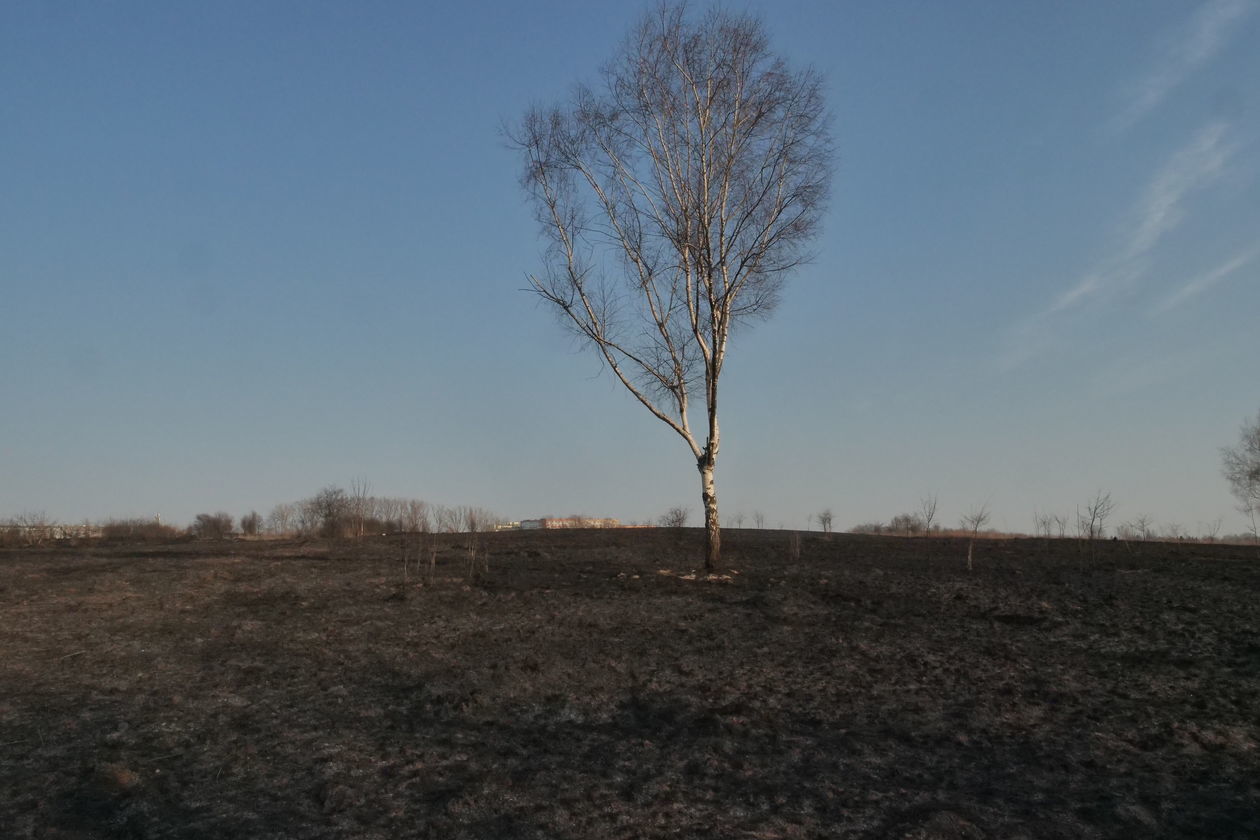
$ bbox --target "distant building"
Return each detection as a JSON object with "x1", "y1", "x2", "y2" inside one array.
[{"x1": 518, "y1": 517, "x2": 621, "y2": 530}]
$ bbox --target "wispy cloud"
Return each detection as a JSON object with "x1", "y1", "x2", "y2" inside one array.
[
  {"x1": 1050, "y1": 121, "x2": 1232, "y2": 315},
  {"x1": 1111, "y1": 0, "x2": 1255, "y2": 133},
  {"x1": 1000, "y1": 122, "x2": 1235, "y2": 371},
  {"x1": 1154, "y1": 245, "x2": 1260, "y2": 312}
]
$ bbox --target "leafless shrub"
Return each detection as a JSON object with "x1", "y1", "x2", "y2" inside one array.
[
  {"x1": 192, "y1": 512, "x2": 234, "y2": 540},
  {"x1": 100, "y1": 518, "x2": 180, "y2": 543},
  {"x1": 0, "y1": 513, "x2": 53, "y2": 547},
  {"x1": 659, "y1": 507, "x2": 690, "y2": 529},
  {"x1": 0, "y1": 512, "x2": 56, "y2": 547},
  {"x1": 849, "y1": 522, "x2": 886, "y2": 535},
  {"x1": 889, "y1": 513, "x2": 925, "y2": 536}
]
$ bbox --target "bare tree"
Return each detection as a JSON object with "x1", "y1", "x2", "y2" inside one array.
[
  {"x1": 1076, "y1": 491, "x2": 1115, "y2": 563},
  {"x1": 1126, "y1": 513, "x2": 1154, "y2": 541},
  {"x1": 460, "y1": 506, "x2": 501, "y2": 533},
  {"x1": 240, "y1": 511, "x2": 262, "y2": 536},
  {"x1": 1051, "y1": 513, "x2": 1069, "y2": 539},
  {"x1": 403, "y1": 499, "x2": 430, "y2": 533},
  {"x1": 817, "y1": 509, "x2": 833, "y2": 533},
  {"x1": 1076, "y1": 491, "x2": 1115, "y2": 542},
  {"x1": 349, "y1": 477, "x2": 371, "y2": 539},
  {"x1": 309, "y1": 485, "x2": 350, "y2": 538},
  {"x1": 728, "y1": 511, "x2": 746, "y2": 529},
  {"x1": 960, "y1": 503, "x2": 990, "y2": 572},
  {"x1": 659, "y1": 506, "x2": 690, "y2": 529},
  {"x1": 375, "y1": 497, "x2": 405, "y2": 533},
  {"x1": 433, "y1": 505, "x2": 460, "y2": 534},
  {"x1": 267, "y1": 503, "x2": 296, "y2": 536},
  {"x1": 753, "y1": 511, "x2": 766, "y2": 529},
  {"x1": 919, "y1": 494, "x2": 938, "y2": 535},
  {"x1": 1032, "y1": 511, "x2": 1053, "y2": 539},
  {"x1": 296, "y1": 499, "x2": 320, "y2": 536},
  {"x1": 514, "y1": 4, "x2": 832, "y2": 570},
  {"x1": 1222, "y1": 409, "x2": 1260, "y2": 546}
]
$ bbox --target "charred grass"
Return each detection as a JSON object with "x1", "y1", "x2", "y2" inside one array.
[{"x1": 1, "y1": 530, "x2": 1258, "y2": 839}]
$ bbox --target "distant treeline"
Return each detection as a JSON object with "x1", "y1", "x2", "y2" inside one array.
[
  {"x1": 0, "y1": 484, "x2": 504, "y2": 547},
  {"x1": 247, "y1": 485, "x2": 502, "y2": 539}
]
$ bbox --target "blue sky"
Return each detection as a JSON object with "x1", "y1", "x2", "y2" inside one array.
[{"x1": 2, "y1": 1, "x2": 1257, "y2": 536}]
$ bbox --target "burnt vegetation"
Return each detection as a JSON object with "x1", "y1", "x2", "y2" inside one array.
[{"x1": 2, "y1": 529, "x2": 1258, "y2": 839}]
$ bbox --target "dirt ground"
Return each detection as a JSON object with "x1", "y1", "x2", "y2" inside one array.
[{"x1": 1, "y1": 529, "x2": 1257, "y2": 839}]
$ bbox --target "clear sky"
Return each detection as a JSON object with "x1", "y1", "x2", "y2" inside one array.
[{"x1": 2, "y1": 1, "x2": 1258, "y2": 536}]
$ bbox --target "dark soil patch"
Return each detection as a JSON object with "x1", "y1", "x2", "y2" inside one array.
[{"x1": 1, "y1": 530, "x2": 1257, "y2": 838}]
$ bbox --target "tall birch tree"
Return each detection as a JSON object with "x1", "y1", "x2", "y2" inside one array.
[{"x1": 514, "y1": 2, "x2": 832, "y2": 569}]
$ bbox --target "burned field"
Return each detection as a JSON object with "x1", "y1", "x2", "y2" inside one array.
[{"x1": 2, "y1": 530, "x2": 1258, "y2": 839}]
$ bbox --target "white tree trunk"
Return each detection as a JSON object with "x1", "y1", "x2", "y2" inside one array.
[{"x1": 700, "y1": 460, "x2": 720, "y2": 571}]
